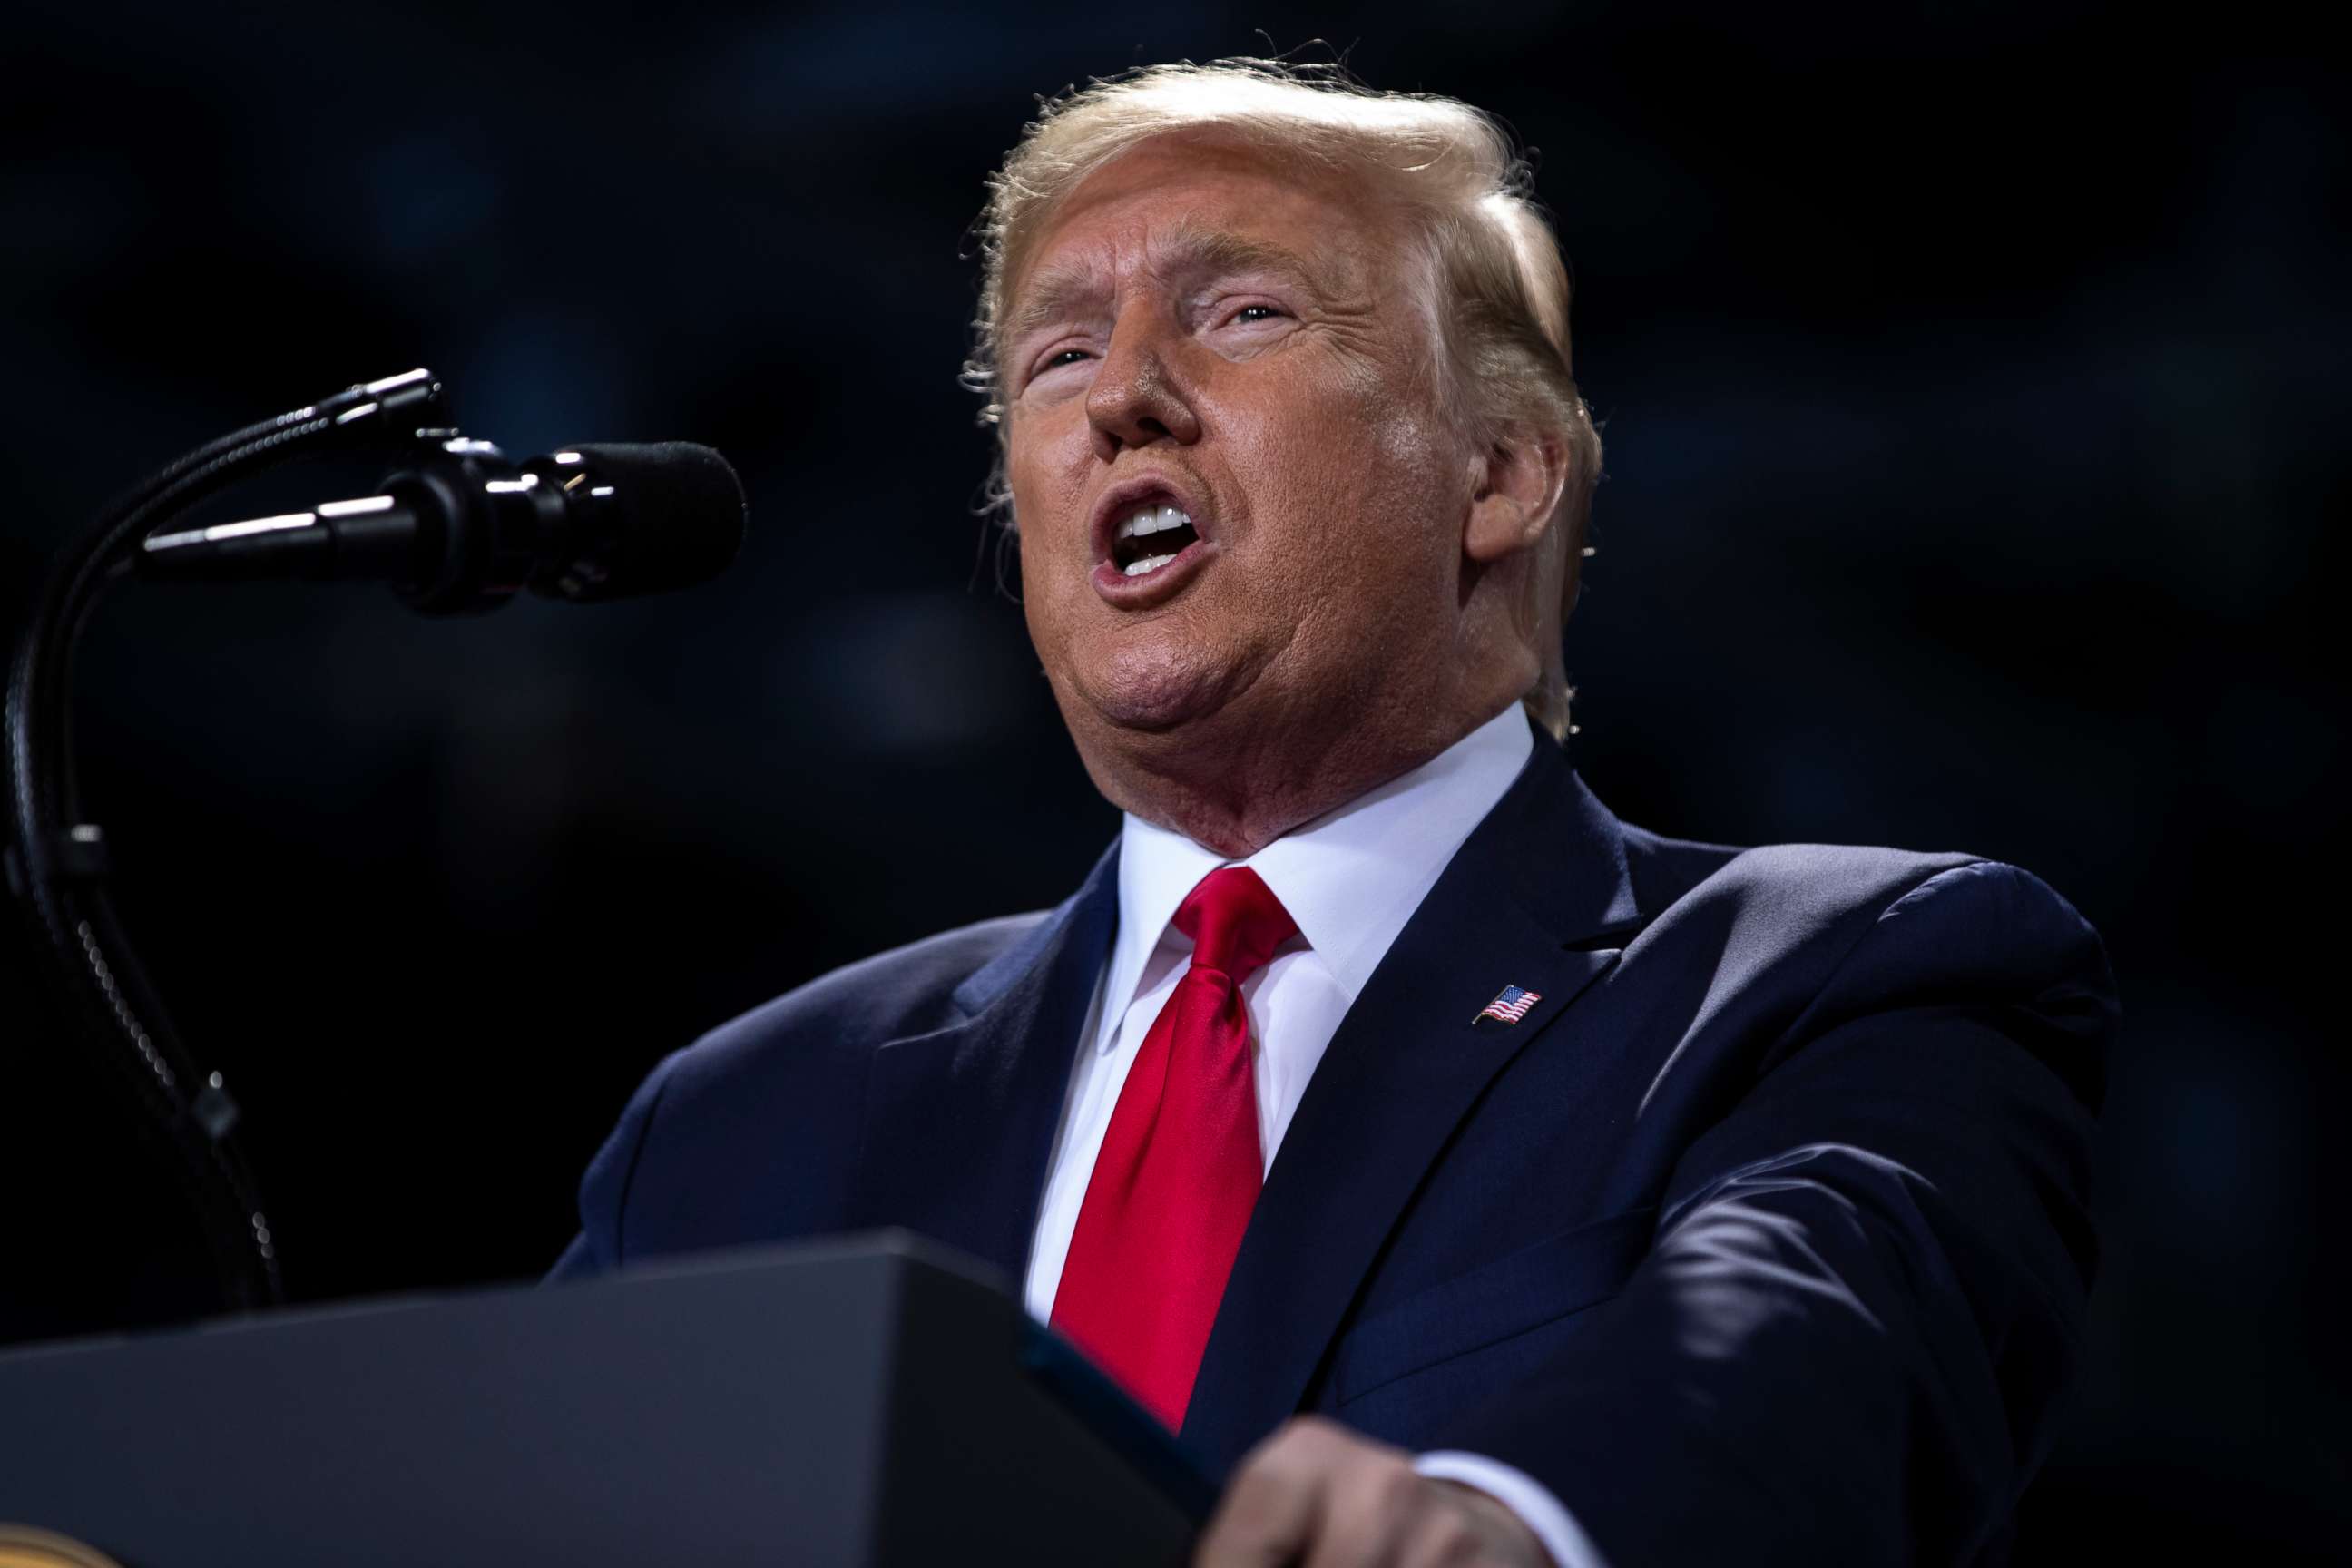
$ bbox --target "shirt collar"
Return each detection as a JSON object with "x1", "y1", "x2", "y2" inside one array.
[{"x1": 1102, "y1": 703, "x2": 1536, "y2": 1051}]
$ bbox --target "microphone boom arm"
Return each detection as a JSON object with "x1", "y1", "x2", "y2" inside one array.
[{"x1": 3, "y1": 368, "x2": 452, "y2": 1313}]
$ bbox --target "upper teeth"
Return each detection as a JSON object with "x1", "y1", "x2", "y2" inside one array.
[{"x1": 1115, "y1": 505, "x2": 1191, "y2": 543}]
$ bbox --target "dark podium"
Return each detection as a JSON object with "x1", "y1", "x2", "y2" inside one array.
[{"x1": 0, "y1": 1233, "x2": 1211, "y2": 1565}]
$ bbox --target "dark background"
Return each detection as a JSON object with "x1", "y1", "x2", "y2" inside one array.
[{"x1": 3, "y1": 0, "x2": 2341, "y2": 1558}]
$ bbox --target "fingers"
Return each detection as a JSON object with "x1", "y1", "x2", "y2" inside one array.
[
  {"x1": 1298, "y1": 1445, "x2": 1422, "y2": 1568},
  {"x1": 1197, "y1": 1416, "x2": 1348, "y2": 1567},
  {"x1": 1194, "y1": 1417, "x2": 1544, "y2": 1568},
  {"x1": 1402, "y1": 1513, "x2": 1486, "y2": 1568}
]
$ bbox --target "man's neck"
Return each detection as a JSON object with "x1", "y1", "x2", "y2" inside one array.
[{"x1": 1087, "y1": 700, "x2": 1526, "y2": 858}]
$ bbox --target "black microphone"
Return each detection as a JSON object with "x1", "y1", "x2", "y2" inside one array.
[{"x1": 133, "y1": 437, "x2": 747, "y2": 614}]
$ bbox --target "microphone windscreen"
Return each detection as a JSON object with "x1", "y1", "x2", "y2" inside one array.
[{"x1": 549, "y1": 441, "x2": 747, "y2": 600}]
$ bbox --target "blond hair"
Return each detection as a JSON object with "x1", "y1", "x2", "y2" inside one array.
[{"x1": 966, "y1": 58, "x2": 1602, "y2": 741}]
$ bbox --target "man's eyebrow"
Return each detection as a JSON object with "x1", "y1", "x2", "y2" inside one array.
[
  {"x1": 1003, "y1": 224, "x2": 1355, "y2": 346},
  {"x1": 1004, "y1": 265, "x2": 1111, "y2": 348}
]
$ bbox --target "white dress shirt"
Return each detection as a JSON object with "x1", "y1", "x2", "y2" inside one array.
[{"x1": 1023, "y1": 702, "x2": 1607, "y2": 1568}]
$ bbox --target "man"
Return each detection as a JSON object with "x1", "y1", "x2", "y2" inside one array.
[{"x1": 554, "y1": 60, "x2": 2115, "y2": 1567}]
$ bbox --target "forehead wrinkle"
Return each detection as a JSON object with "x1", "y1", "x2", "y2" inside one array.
[
  {"x1": 1005, "y1": 214, "x2": 1364, "y2": 348},
  {"x1": 1143, "y1": 218, "x2": 1355, "y2": 298}
]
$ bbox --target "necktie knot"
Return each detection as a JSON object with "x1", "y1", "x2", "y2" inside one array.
[{"x1": 1173, "y1": 865, "x2": 1298, "y2": 981}]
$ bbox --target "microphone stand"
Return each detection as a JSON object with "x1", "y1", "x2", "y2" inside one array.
[{"x1": 3, "y1": 369, "x2": 451, "y2": 1313}]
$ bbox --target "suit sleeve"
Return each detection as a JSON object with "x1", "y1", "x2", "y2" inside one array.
[
  {"x1": 1435, "y1": 859, "x2": 2117, "y2": 1566},
  {"x1": 544, "y1": 1051, "x2": 681, "y2": 1282}
]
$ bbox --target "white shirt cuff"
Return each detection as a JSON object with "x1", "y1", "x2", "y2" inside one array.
[{"x1": 1414, "y1": 1450, "x2": 1610, "y2": 1568}]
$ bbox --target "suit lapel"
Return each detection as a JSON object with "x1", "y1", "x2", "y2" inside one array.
[
  {"x1": 1180, "y1": 742, "x2": 1643, "y2": 1469},
  {"x1": 847, "y1": 844, "x2": 1119, "y2": 1288}
]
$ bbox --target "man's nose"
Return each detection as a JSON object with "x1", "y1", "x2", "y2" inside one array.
[{"x1": 1085, "y1": 308, "x2": 1202, "y2": 459}]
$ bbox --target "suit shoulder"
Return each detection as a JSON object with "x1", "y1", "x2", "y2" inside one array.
[
  {"x1": 1616, "y1": 821, "x2": 1742, "y2": 913},
  {"x1": 1671, "y1": 844, "x2": 2111, "y2": 1030},
  {"x1": 1616, "y1": 836, "x2": 2114, "y2": 1098},
  {"x1": 661, "y1": 909, "x2": 1053, "y2": 1093},
  {"x1": 564, "y1": 906, "x2": 1070, "y2": 1270},
  {"x1": 1702, "y1": 842, "x2": 2098, "y2": 945},
  {"x1": 1713, "y1": 839, "x2": 1984, "y2": 914},
  {"x1": 1631, "y1": 832, "x2": 2107, "y2": 995},
  {"x1": 1615, "y1": 821, "x2": 1975, "y2": 930}
]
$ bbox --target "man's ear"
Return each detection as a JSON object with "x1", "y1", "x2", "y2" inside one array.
[{"x1": 1464, "y1": 425, "x2": 1571, "y2": 564}]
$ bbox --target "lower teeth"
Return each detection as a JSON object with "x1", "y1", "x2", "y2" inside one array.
[{"x1": 1122, "y1": 554, "x2": 1175, "y2": 577}]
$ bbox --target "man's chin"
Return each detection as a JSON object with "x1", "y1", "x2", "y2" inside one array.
[
  {"x1": 1068, "y1": 650, "x2": 1259, "y2": 739},
  {"x1": 1080, "y1": 677, "x2": 1231, "y2": 736}
]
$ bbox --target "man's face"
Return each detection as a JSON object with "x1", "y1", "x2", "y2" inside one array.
[{"x1": 1003, "y1": 137, "x2": 1475, "y2": 776}]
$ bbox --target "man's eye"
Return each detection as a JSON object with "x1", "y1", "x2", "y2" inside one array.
[{"x1": 1229, "y1": 305, "x2": 1285, "y2": 325}]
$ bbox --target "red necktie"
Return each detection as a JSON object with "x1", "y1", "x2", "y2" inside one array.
[{"x1": 1051, "y1": 866, "x2": 1299, "y2": 1430}]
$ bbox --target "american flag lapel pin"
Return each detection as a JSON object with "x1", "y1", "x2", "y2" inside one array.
[{"x1": 1474, "y1": 984, "x2": 1542, "y2": 1026}]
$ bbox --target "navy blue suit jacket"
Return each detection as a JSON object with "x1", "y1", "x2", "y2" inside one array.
[{"x1": 553, "y1": 739, "x2": 2115, "y2": 1564}]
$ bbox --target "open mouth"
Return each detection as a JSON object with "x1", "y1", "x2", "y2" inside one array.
[{"x1": 1108, "y1": 503, "x2": 1201, "y2": 577}]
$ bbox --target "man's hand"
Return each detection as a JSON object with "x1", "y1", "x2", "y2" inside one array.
[{"x1": 1195, "y1": 1416, "x2": 1556, "y2": 1567}]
